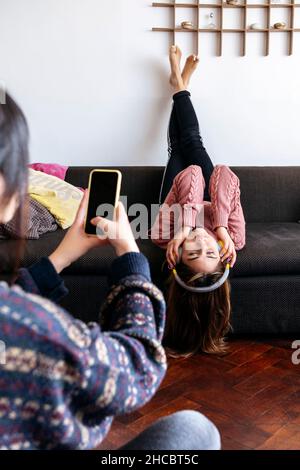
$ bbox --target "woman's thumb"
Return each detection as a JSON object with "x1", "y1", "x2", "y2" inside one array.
[{"x1": 91, "y1": 216, "x2": 113, "y2": 238}]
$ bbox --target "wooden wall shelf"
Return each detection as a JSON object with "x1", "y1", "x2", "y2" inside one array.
[{"x1": 152, "y1": 1, "x2": 300, "y2": 56}]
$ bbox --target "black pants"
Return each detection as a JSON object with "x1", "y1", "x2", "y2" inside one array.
[{"x1": 159, "y1": 91, "x2": 214, "y2": 204}]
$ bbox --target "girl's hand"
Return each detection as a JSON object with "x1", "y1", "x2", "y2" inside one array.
[
  {"x1": 166, "y1": 226, "x2": 191, "y2": 269},
  {"x1": 90, "y1": 202, "x2": 139, "y2": 257},
  {"x1": 49, "y1": 189, "x2": 109, "y2": 273},
  {"x1": 215, "y1": 226, "x2": 237, "y2": 267}
]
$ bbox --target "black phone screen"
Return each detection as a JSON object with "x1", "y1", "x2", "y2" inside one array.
[{"x1": 85, "y1": 171, "x2": 120, "y2": 236}]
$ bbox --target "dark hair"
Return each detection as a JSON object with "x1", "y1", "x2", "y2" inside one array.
[
  {"x1": 164, "y1": 262, "x2": 232, "y2": 357},
  {"x1": 0, "y1": 92, "x2": 30, "y2": 277}
]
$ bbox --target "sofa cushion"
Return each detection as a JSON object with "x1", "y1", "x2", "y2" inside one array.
[
  {"x1": 0, "y1": 229, "x2": 165, "y2": 278},
  {"x1": 0, "y1": 223, "x2": 299, "y2": 279},
  {"x1": 232, "y1": 222, "x2": 300, "y2": 277},
  {"x1": 0, "y1": 230, "x2": 68, "y2": 274}
]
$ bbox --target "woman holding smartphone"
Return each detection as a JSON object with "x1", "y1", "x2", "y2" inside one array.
[{"x1": 0, "y1": 93, "x2": 220, "y2": 450}]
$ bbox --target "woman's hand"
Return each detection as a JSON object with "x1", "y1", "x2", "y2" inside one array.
[
  {"x1": 166, "y1": 226, "x2": 191, "y2": 269},
  {"x1": 91, "y1": 202, "x2": 139, "y2": 257},
  {"x1": 215, "y1": 226, "x2": 237, "y2": 267},
  {"x1": 49, "y1": 189, "x2": 109, "y2": 273}
]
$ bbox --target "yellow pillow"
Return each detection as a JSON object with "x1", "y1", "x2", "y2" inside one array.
[{"x1": 28, "y1": 169, "x2": 83, "y2": 229}]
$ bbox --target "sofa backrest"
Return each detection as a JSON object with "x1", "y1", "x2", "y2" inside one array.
[
  {"x1": 66, "y1": 166, "x2": 300, "y2": 223},
  {"x1": 233, "y1": 167, "x2": 300, "y2": 223}
]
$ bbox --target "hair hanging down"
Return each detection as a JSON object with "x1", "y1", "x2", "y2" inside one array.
[
  {"x1": 0, "y1": 93, "x2": 30, "y2": 279},
  {"x1": 164, "y1": 262, "x2": 232, "y2": 357}
]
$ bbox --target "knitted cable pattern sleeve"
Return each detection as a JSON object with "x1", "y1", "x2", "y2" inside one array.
[
  {"x1": 173, "y1": 165, "x2": 205, "y2": 227},
  {"x1": 210, "y1": 165, "x2": 246, "y2": 250},
  {"x1": 210, "y1": 165, "x2": 232, "y2": 229},
  {"x1": 226, "y1": 183, "x2": 246, "y2": 251}
]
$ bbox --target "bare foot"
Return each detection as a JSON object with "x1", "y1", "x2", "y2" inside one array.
[
  {"x1": 169, "y1": 45, "x2": 185, "y2": 91},
  {"x1": 182, "y1": 54, "x2": 199, "y2": 88}
]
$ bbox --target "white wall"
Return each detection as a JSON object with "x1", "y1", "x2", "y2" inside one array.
[{"x1": 0, "y1": 0, "x2": 299, "y2": 166}]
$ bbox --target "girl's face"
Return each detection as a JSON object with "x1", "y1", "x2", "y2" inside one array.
[{"x1": 181, "y1": 228, "x2": 222, "y2": 274}]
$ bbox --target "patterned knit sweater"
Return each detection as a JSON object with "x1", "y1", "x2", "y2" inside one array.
[
  {"x1": 0, "y1": 253, "x2": 167, "y2": 450},
  {"x1": 151, "y1": 165, "x2": 246, "y2": 250}
]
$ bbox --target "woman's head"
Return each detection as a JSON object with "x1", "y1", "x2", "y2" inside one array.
[
  {"x1": 0, "y1": 92, "x2": 29, "y2": 272},
  {"x1": 181, "y1": 227, "x2": 222, "y2": 274},
  {"x1": 164, "y1": 261, "x2": 231, "y2": 357}
]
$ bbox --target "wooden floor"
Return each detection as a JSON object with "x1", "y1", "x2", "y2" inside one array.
[{"x1": 98, "y1": 338, "x2": 300, "y2": 450}]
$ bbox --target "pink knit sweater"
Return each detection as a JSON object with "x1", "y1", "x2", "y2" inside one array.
[{"x1": 151, "y1": 165, "x2": 246, "y2": 250}]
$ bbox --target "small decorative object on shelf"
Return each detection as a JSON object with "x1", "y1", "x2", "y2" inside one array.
[
  {"x1": 273, "y1": 21, "x2": 286, "y2": 29},
  {"x1": 226, "y1": 0, "x2": 239, "y2": 5},
  {"x1": 207, "y1": 12, "x2": 217, "y2": 29},
  {"x1": 249, "y1": 23, "x2": 263, "y2": 30},
  {"x1": 181, "y1": 21, "x2": 194, "y2": 30}
]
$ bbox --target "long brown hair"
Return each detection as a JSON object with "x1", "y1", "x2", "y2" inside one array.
[
  {"x1": 0, "y1": 92, "x2": 29, "y2": 280},
  {"x1": 164, "y1": 262, "x2": 231, "y2": 357}
]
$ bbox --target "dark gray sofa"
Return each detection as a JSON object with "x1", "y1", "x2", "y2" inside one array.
[{"x1": 1, "y1": 166, "x2": 300, "y2": 334}]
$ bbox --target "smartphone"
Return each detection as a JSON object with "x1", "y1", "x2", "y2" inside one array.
[{"x1": 84, "y1": 169, "x2": 122, "y2": 236}]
